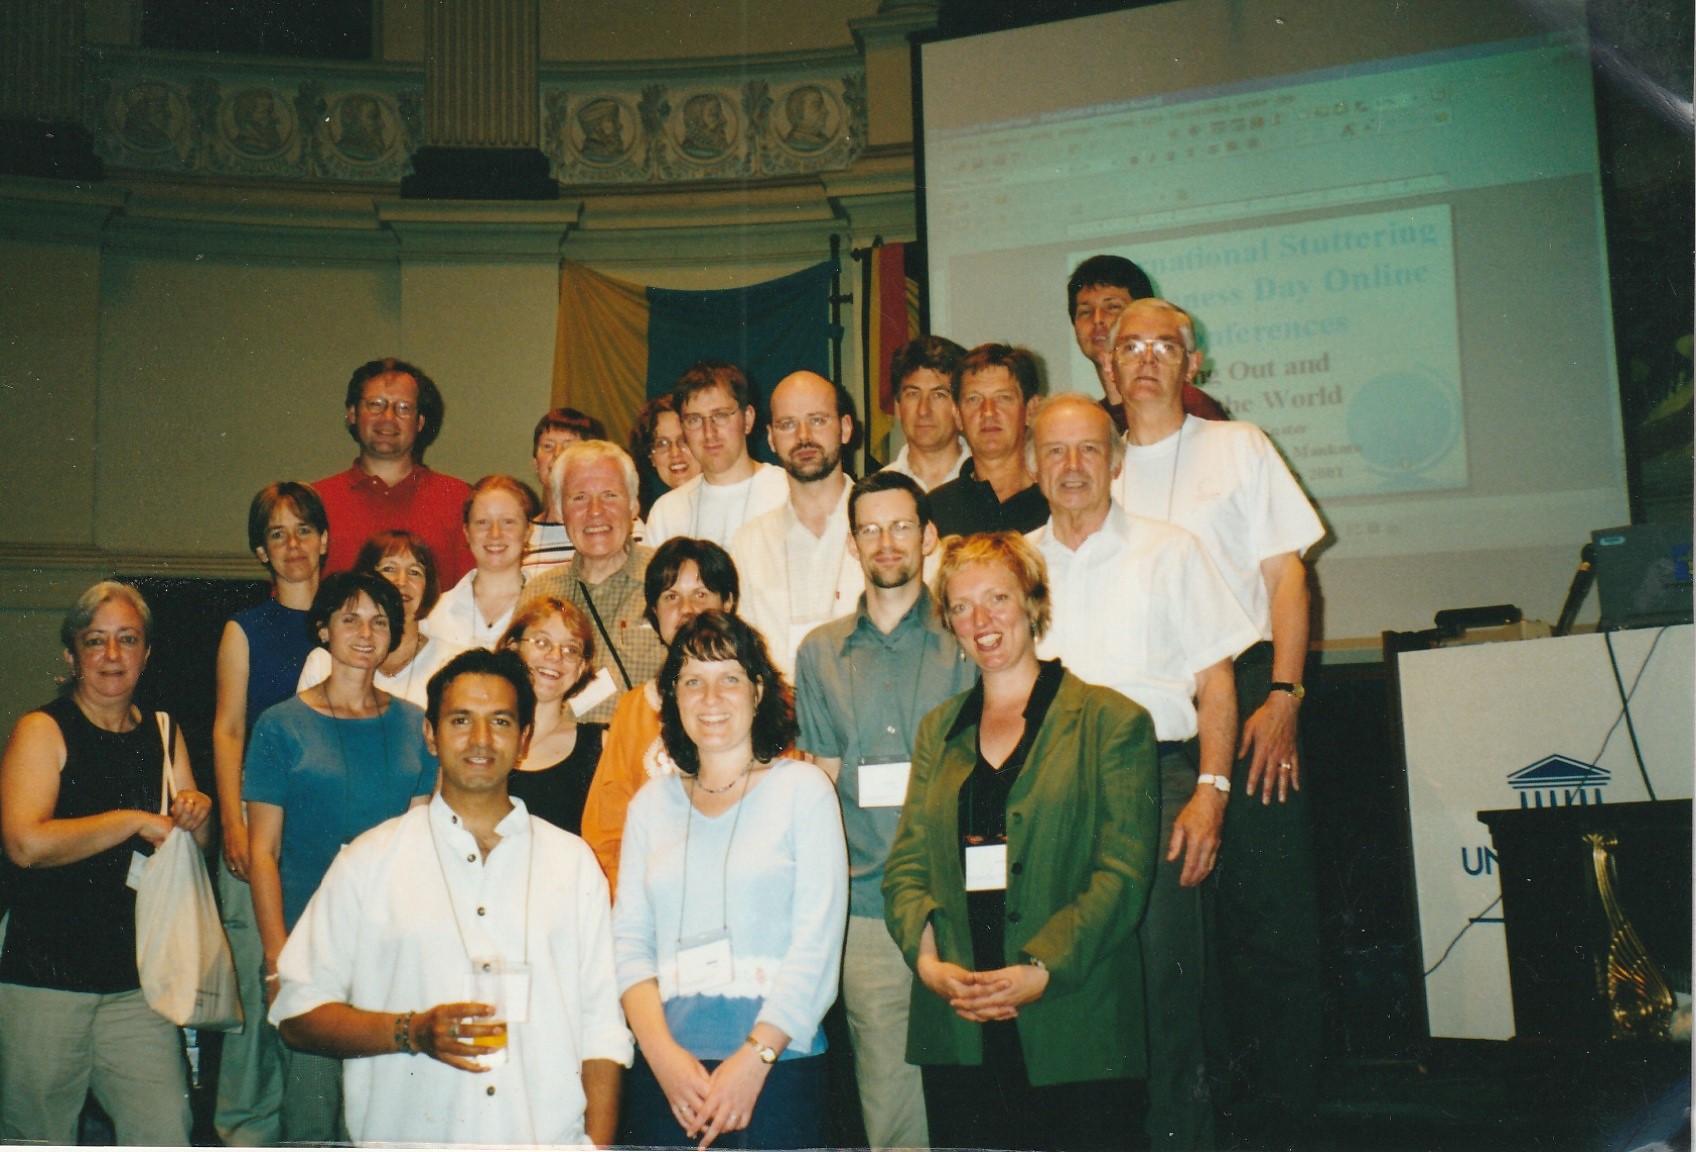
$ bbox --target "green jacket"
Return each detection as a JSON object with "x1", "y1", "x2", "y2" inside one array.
[{"x1": 882, "y1": 667, "x2": 1159, "y2": 1086}]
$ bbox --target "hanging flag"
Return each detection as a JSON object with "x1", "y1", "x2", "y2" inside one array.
[
  {"x1": 553, "y1": 260, "x2": 835, "y2": 454},
  {"x1": 861, "y1": 241, "x2": 920, "y2": 467}
]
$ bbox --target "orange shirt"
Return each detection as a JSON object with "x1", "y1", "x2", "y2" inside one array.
[{"x1": 579, "y1": 682, "x2": 667, "y2": 897}]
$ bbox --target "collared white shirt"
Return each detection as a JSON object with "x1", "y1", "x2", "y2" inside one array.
[
  {"x1": 1116, "y1": 416, "x2": 1324, "y2": 638},
  {"x1": 880, "y1": 438, "x2": 971, "y2": 492},
  {"x1": 272, "y1": 795, "x2": 633, "y2": 1147},
  {"x1": 644, "y1": 462, "x2": 791, "y2": 550},
  {"x1": 1032, "y1": 502, "x2": 1258, "y2": 741},
  {"x1": 423, "y1": 569, "x2": 525, "y2": 656},
  {"x1": 730, "y1": 481, "x2": 863, "y2": 676}
]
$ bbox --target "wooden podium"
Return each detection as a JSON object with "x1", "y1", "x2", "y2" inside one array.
[{"x1": 1479, "y1": 801, "x2": 1691, "y2": 1043}]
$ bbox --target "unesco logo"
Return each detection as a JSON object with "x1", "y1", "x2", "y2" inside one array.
[{"x1": 1506, "y1": 754, "x2": 1611, "y2": 808}]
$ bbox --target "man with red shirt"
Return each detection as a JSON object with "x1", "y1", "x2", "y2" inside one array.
[{"x1": 313, "y1": 359, "x2": 475, "y2": 584}]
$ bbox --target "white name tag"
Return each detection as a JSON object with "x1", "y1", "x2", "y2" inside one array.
[
  {"x1": 126, "y1": 850, "x2": 149, "y2": 891},
  {"x1": 675, "y1": 929, "x2": 734, "y2": 996},
  {"x1": 570, "y1": 667, "x2": 620, "y2": 717},
  {"x1": 857, "y1": 762, "x2": 911, "y2": 808},
  {"x1": 965, "y1": 843, "x2": 1008, "y2": 892}
]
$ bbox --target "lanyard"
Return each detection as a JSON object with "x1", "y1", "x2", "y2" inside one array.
[
  {"x1": 325, "y1": 694, "x2": 397, "y2": 847},
  {"x1": 784, "y1": 514, "x2": 850, "y2": 625},
  {"x1": 674, "y1": 768, "x2": 750, "y2": 946}
]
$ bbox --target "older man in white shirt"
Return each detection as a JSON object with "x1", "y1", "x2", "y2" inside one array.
[
  {"x1": 272, "y1": 648, "x2": 632, "y2": 1147},
  {"x1": 731, "y1": 371, "x2": 864, "y2": 675},
  {"x1": 1027, "y1": 392, "x2": 1257, "y2": 1151}
]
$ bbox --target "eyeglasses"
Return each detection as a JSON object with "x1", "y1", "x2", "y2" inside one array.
[
  {"x1": 852, "y1": 519, "x2": 920, "y2": 544},
  {"x1": 521, "y1": 633, "x2": 584, "y2": 661},
  {"x1": 680, "y1": 408, "x2": 742, "y2": 431},
  {"x1": 359, "y1": 397, "x2": 418, "y2": 418},
  {"x1": 771, "y1": 413, "x2": 838, "y2": 435},
  {"x1": 649, "y1": 436, "x2": 686, "y2": 456},
  {"x1": 1111, "y1": 338, "x2": 1190, "y2": 365}
]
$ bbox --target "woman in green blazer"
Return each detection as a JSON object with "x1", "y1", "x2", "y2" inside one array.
[{"x1": 883, "y1": 532, "x2": 1160, "y2": 1152}]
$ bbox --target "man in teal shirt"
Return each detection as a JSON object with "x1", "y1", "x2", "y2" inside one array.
[{"x1": 794, "y1": 471, "x2": 978, "y2": 1151}]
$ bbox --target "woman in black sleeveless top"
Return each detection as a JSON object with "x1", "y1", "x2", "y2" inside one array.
[{"x1": 0, "y1": 581, "x2": 212, "y2": 1145}]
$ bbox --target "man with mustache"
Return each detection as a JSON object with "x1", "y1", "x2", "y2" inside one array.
[{"x1": 730, "y1": 371, "x2": 864, "y2": 676}]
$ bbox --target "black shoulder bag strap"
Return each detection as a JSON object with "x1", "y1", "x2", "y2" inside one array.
[{"x1": 578, "y1": 580, "x2": 634, "y2": 690}]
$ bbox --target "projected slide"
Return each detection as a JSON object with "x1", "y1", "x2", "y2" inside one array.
[
  {"x1": 922, "y1": 2, "x2": 1630, "y2": 636},
  {"x1": 1090, "y1": 205, "x2": 1465, "y2": 500}
]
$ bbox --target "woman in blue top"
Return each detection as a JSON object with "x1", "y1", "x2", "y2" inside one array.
[
  {"x1": 614, "y1": 611, "x2": 847, "y2": 1150},
  {"x1": 244, "y1": 569, "x2": 437, "y2": 1143},
  {"x1": 210, "y1": 481, "x2": 328, "y2": 1146}
]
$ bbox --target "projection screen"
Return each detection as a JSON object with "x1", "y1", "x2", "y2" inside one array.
[{"x1": 919, "y1": 0, "x2": 1631, "y2": 639}]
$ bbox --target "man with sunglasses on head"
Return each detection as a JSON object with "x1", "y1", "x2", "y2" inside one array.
[
  {"x1": 643, "y1": 360, "x2": 790, "y2": 550},
  {"x1": 1108, "y1": 298, "x2": 1326, "y2": 1143},
  {"x1": 313, "y1": 358, "x2": 475, "y2": 583}
]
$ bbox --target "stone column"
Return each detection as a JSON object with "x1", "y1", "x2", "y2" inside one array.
[
  {"x1": 0, "y1": 0, "x2": 102, "y2": 179},
  {"x1": 402, "y1": 0, "x2": 554, "y2": 199}
]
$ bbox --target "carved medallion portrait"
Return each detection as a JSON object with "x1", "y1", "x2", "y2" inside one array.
[{"x1": 573, "y1": 97, "x2": 633, "y2": 165}]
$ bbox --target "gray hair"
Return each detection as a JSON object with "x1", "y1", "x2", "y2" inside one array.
[
  {"x1": 550, "y1": 438, "x2": 641, "y2": 510},
  {"x1": 1106, "y1": 297, "x2": 1197, "y2": 354},
  {"x1": 61, "y1": 580, "x2": 153, "y2": 651},
  {"x1": 1025, "y1": 391, "x2": 1128, "y2": 473}
]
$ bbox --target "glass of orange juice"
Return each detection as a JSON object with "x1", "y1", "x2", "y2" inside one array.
[{"x1": 464, "y1": 958, "x2": 508, "y2": 1069}]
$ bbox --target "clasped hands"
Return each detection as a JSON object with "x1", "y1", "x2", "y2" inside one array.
[
  {"x1": 649, "y1": 1036, "x2": 772, "y2": 1150},
  {"x1": 917, "y1": 953, "x2": 1049, "y2": 1023}
]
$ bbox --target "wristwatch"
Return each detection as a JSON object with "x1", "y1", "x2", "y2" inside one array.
[
  {"x1": 1196, "y1": 773, "x2": 1231, "y2": 795},
  {"x1": 1269, "y1": 681, "x2": 1306, "y2": 700},
  {"x1": 745, "y1": 1035, "x2": 778, "y2": 1065}
]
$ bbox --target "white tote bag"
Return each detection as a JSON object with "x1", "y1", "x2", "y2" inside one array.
[{"x1": 133, "y1": 713, "x2": 243, "y2": 1031}]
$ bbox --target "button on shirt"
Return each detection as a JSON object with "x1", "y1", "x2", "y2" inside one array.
[
  {"x1": 731, "y1": 484, "x2": 864, "y2": 677},
  {"x1": 795, "y1": 588, "x2": 979, "y2": 918},
  {"x1": 1032, "y1": 503, "x2": 1258, "y2": 741},
  {"x1": 270, "y1": 795, "x2": 633, "y2": 1147}
]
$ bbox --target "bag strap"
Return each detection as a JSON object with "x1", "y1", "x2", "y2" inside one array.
[
  {"x1": 578, "y1": 580, "x2": 634, "y2": 691},
  {"x1": 155, "y1": 711, "x2": 175, "y2": 815}
]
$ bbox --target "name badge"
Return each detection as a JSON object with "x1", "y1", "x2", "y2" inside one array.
[
  {"x1": 965, "y1": 843, "x2": 1008, "y2": 892},
  {"x1": 675, "y1": 928, "x2": 734, "y2": 996},
  {"x1": 126, "y1": 849, "x2": 149, "y2": 891},
  {"x1": 570, "y1": 667, "x2": 620, "y2": 718},
  {"x1": 857, "y1": 762, "x2": 911, "y2": 808}
]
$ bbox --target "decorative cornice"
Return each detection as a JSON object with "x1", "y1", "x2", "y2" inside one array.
[
  {"x1": 0, "y1": 542, "x2": 259, "y2": 580},
  {"x1": 376, "y1": 197, "x2": 583, "y2": 258}
]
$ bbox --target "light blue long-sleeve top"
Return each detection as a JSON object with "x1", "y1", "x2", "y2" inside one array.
[{"x1": 612, "y1": 757, "x2": 848, "y2": 1060}]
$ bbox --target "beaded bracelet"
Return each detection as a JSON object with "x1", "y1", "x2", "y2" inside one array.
[{"x1": 393, "y1": 1011, "x2": 415, "y2": 1054}]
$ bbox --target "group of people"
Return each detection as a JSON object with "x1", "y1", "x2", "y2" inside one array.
[{"x1": 0, "y1": 253, "x2": 1326, "y2": 1151}]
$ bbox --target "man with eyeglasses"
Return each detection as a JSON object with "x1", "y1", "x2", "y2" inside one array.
[
  {"x1": 879, "y1": 336, "x2": 971, "y2": 492},
  {"x1": 643, "y1": 360, "x2": 790, "y2": 549},
  {"x1": 312, "y1": 358, "x2": 475, "y2": 583},
  {"x1": 1068, "y1": 254, "x2": 1227, "y2": 427},
  {"x1": 1108, "y1": 298, "x2": 1326, "y2": 1142},
  {"x1": 791, "y1": 471, "x2": 975, "y2": 1151},
  {"x1": 1027, "y1": 392, "x2": 1257, "y2": 1151},
  {"x1": 730, "y1": 370, "x2": 863, "y2": 676}
]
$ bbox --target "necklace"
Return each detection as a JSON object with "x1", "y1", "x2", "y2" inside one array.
[{"x1": 692, "y1": 760, "x2": 757, "y2": 794}]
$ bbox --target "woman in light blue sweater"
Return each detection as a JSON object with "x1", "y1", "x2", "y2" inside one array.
[{"x1": 614, "y1": 611, "x2": 847, "y2": 1150}]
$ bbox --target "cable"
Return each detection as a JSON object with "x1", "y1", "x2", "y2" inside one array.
[
  {"x1": 1423, "y1": 894, "x2": 1503, "y2": 978},
  {"x1": 1597, "y1": 627, "x2": 1667, "y2": 801}
]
